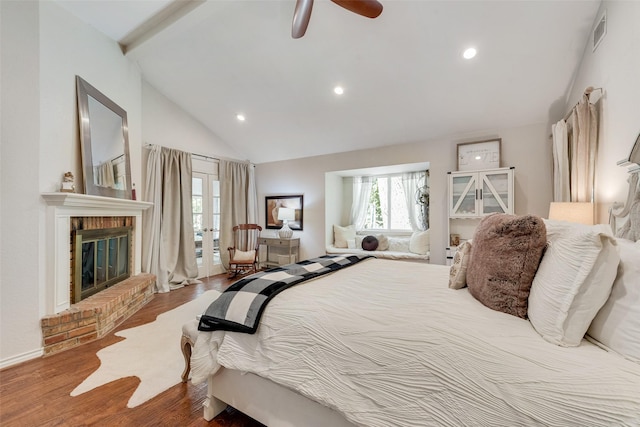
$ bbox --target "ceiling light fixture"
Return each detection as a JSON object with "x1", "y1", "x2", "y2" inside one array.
[
  {"x1": 236, "y1": 113, "x2": 246, "y2": 122},
  {"x1": 334, "y1": 86, "x2": 344, "y2": 95},
  {"x1": 463, "y1": 47, "x2": 477, "y2": 59}
]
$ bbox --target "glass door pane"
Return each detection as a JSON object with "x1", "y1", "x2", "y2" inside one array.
[
  {"x1": 211, "y1": 178, "x2": 221, "y2": 268},
  {"x1": 451, "y1": 175, "x2": 477, "y2": 216},
  {"x1": 192, "y1": 176, "x2": 204, "y2": 270},
  {"x1": 481, "y1": 173, "x2": 509, "y2": 214}
]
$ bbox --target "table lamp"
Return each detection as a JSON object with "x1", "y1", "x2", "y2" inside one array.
[
  {"x1": 548, "y1": 202, "x2": 594, "y2": 225},
  {"x1": 277, "y1": 208, "x2": 295, "y2": 239}
]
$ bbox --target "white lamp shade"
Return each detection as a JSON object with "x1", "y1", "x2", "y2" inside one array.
[
  {"x1": 548, "y1": 202, "x2": 594, "y2": 225},
  {"x1": 277, "y1": 207, "x2": 295, "y2": 222}
]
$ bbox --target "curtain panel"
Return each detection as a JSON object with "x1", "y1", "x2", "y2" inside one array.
[
  {"x1": 552, "y1": 93, "x2": 599, "y2": 203},
  {"x1": 350, "y1": 176, "x2": 373, "y2": 230},
  {"x1": 219, "y1": 160, "x2": 258, "y2": 270},
  {"x1": 142, "y1": 145, "x2": 199, "y2": 293}
]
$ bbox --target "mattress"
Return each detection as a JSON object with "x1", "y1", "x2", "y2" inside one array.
[{"x1": 192, "y1": 258, "x2": 640, "y2": 426}]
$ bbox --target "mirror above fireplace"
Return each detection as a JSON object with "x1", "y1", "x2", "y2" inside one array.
[{"x1": 76, "y1": 76, "x2": 132, "y2": 199}]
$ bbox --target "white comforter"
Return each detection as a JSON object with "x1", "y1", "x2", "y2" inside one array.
[{"x1": 191, "y1": 258, "x2": 640, "y2": 426}]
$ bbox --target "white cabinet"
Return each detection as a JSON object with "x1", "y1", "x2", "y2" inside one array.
[
  {"x1": 448, "y1": 167, "x2": 514, "y2": 218},
  {"x1": 446, "y1": 167, "x2": 514, "y2": 264}
]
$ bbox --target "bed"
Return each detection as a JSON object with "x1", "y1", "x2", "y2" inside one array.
[{"x1": 187, "y1": 178, "x2": 640, "y2": 426}]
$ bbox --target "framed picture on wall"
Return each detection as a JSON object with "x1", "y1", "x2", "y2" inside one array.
[
  {"x1": 265, "y1": 195, "x2": 304, "y2": 230},
  {"x1": 457, "y1": 138, "x2": 501, "y2": 171}
]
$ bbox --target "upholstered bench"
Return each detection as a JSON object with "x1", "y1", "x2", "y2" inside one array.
[{"x1": 181, "y1": 318, "x2": 199, "y2": 382}]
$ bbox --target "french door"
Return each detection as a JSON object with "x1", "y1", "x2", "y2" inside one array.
[{"x1": 192, "y1": 171, "x2": 223, "y2": 278}]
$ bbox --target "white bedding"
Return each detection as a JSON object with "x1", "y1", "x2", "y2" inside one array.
[{"x1": 191, "y1": 258, "x2": 640, "y2": 426}]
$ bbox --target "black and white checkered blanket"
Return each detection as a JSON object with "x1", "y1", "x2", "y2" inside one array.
[{"x1": 198, "y1": 254, "x2": 372, "y2": 333}]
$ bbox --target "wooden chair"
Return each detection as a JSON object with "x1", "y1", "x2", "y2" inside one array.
[{"x1": 228, "y1": 224, "x2": 262, "y2": 278}]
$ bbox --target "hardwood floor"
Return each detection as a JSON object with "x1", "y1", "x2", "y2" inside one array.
[{"x1": 0, "y1": 274, "x2": 265, "y2": 427}]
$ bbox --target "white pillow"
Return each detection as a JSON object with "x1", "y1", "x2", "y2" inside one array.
[
  {"x1": 528, "y1": 220, "x2": 620, "y2": 347},
  {"x1": 346, "y1": 239, "x2": 356, "y2": 249},
  {"x1": 409, "y1": 230, "x2": 430, "y2": 255},
  {"x1": 449, "y1": 240, "x2": 472, "y2": 289},
  {"x1": 388, "y1": 237, "x2": 410, "y2": 252},
  {"x1": 232, "y1": 249, "x2": 255, "y2": 262},
  {"x1": 587, "y1": 238, "x2": 640, "y2": 362},
  {"x1": 376, "y1": 234, "x2": 389, "y2": 251},
  {"x1": 333, "y1": 224, "x2": 355, "y2": 248}
]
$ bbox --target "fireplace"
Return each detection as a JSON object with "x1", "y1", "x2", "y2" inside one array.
[
  {"x1": 73, "y1": 226, "x2": 132, "y2": 303},
  {"x1": 41, "y1": 193, "x2": 154, "y2": 355}
]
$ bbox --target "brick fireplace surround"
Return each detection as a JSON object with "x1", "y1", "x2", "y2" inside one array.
[
  {"x1": 41, "y1": 273, "x2": 155, "y2": 355},
  {"x1": 42, "y1": 193, "x2": 154, "y2": 356}
]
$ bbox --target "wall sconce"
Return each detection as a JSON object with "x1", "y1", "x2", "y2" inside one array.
[
  {"x1": 277, "y1": 207, "x2": 295, "y2": 239},
  {"x1": 548, "y1": 202, "x2": 594, "y2": 225}
]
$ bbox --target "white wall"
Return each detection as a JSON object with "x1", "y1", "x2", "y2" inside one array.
[
  {"x1": 1, "y1": 0, "x2": 43, "y2": 367},
  {"x1": 1, "y1": 0, "x2": 144, "y2": 367},
  {"x1": 256, "y1": 122, "x2": 552, "y2": 265},
  {"x1": 141, "y1": 81, "x2": 246, "y2": 163},
  {"x1": 565, "y1": 1, "x2": 639, "y2": 223}
]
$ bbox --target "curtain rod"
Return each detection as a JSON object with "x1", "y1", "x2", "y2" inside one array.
[
  {"x1": 143, "y1": 143, "x2": 253, "y2": 165},
  {"x1": 562, "y1": 86, "x2": 603, "y2": 122}
]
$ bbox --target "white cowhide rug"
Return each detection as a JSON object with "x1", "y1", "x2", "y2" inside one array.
[{"x1": 71, "y1": 289, "x2": 221, "y2": 408}]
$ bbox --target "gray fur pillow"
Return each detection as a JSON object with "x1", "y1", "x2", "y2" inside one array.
[{"x1": 466, "y1": 213, "x2": 547, "y2": 318}]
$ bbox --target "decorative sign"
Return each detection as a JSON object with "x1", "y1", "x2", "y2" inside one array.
[{"x1": 457, "y1": 139, "x2": 501, "y2": 171}]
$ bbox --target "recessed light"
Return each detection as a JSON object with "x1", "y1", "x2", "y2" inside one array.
[
  {"x1": 463, "y1": 47, "x2": 477, "y2": 59},
  {"x1": 236, "y1": 113, "x2": 246, "y2": 122},
  {"x1": 334, "y1": 86, "x2": 344, "y2": 95}
]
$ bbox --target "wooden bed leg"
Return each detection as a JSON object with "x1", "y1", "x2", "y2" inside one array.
[
  {"x1": 180, "y1": 335, "x2": 193, "y2": 382},
  {"x1": 203, "y1": 374, "x2": 227, "y2": 421}
]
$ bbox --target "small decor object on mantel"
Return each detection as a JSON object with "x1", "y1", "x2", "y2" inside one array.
[
  {"x1": 457, "y1": 138, "x2": 501, "y2": 171},
  {"x1": 61, "y1": 171, "x2": 76, "y2": 193}
]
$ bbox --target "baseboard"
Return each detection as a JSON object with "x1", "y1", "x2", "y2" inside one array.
[{"x1": 0, "y1": 347, "x2": 43, "y2": 370}]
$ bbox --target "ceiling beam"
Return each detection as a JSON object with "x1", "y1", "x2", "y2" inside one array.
[{"x1": 119, "y1": 0, "x2": 205, "y2": 55}]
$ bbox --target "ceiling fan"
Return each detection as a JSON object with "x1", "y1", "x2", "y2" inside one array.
[{"x1": 292, "y1": 0, "x2": 383, "y2": 39}]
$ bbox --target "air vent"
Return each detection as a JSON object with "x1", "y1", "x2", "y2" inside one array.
[{"x1": 593, "y1": 10, "x2": 607, "y2": 52}]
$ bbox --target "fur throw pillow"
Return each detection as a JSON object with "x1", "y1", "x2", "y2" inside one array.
[{"x1": 466, "y1": 213, "x2": 547, "y2": 318}]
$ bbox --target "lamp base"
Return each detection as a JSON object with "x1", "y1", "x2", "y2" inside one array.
[{"x1": 278, "y1": 221, "x2": 293, "y2": 239}]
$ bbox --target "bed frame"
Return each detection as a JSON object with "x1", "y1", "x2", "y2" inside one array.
[
  {"x1": 181, "y1": 321, "x2": 354, "y2": 425},
  {"x1": 204, "y1": 368, "x2": 355, "y2": 426}
]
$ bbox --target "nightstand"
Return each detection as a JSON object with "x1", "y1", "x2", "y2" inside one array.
[{"x1": 259, "y1": 237, "x2": 300, "y2": 268}]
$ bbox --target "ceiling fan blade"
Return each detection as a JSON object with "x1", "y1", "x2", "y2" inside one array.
[
  {"x1": 330, "y1": 0, "x2": 383, "y2": 18},
  {"x1": 292, "y1": 0, "x2": 314, "y2": 39}
]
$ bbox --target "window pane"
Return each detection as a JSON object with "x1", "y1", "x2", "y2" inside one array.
[{"x1": 192, "y1": 178, "x2": 203, "y2": 196}]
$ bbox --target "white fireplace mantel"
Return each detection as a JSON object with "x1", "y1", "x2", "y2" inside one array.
[{"x1": 42, "y1": 192, "x2": 153, "y2": 313}]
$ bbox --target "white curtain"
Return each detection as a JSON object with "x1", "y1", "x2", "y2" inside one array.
[
  {"x1": 401, "y1": 171, "x2": 427, "y2": 231},
  {"x1": 350, "y1": 176, "x2": 373, "y2": 229},
  {"x1": 94, "y1": 160, "x2": 115, "y2": 188},
  {"x1": 142, "y1": 145, "x2": 199, "y2": 293},
  {"x1": 219, "y1": 160, "x2": 258, "y2": 269},
  {"x1": 552, "y1": 92, "x2": 599, "y2": 203},
  {"x1": 552, "y1": 120, "x2": 570, "y2": 202},
  {"x1": 570, "y1": 94, "x2": 598, "y2": 202}
]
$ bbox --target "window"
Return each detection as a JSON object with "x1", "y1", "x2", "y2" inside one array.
[{"x1": 357, "y1": 171, "x2": 428, "y2": 231}]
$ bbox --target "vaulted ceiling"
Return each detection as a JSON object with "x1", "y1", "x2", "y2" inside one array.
[{"x1": 56, "y1": 0, "x2": 601, "y2": 163}]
